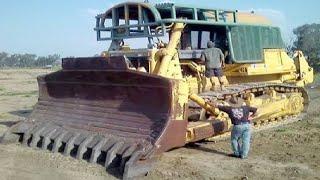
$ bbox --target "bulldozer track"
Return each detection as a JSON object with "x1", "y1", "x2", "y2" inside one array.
[
  {"x1": 206, "y1": 113, "x2": 305, "y2": 142},
  {"x1": 198, "y1": 82, "x2": 309, "y2": 110},
  {"x1": 189, "y1": 82, "x2": 309, "y2": 140}
]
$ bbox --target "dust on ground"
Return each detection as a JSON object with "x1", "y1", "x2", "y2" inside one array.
[{"x1": 0, "y1": 69, "x2": 319, "y2": 180}]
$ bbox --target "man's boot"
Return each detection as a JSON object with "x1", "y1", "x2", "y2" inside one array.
[
  {"x1": 220, "y1": 84, "x2": 226, "y2": 91},
  {"x1": 201, "y1": 76, "x2": 208, "y2": 92},
  {"x1": 219, "y1": 76, "x2": 228, "y2": 91},
  {"x1": 220, "y1": 76, "x2": 229, "y2": 85},
  {"x1": 210, "y1": 77, "x2": 220, "y2": 91}
]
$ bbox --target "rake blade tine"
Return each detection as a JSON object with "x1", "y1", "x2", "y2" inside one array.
[
  {"x1": 52, "y1": 131, "x2": 67, "y2": 153},
  {"x1": 123, "y1": 150, "x2": 146, "y2": 180},
  {"x1": 63, "y1": 133, "x2": 80, "y2": 156},
  {"x1": 105, "y1": 141, "x2": 124, "y2": 168},
  {"x1": 120, "y1": 145, "x2": 137, "y2": 171},
  {"x1": 89, "y1": 138, "x2": 108, "y2": 163},
  {"x1": 22, "y1": 127, "x2": 35, "y2": 146},
  {"x1": 30, "y1": 126, "x2": 46, "y2": 148},
  {"x1": 76, "y1": 135, "x2": 94, "y2": 160},
  {"x1": 41, "y1": 128, "x2": 57, "y2": 150}
]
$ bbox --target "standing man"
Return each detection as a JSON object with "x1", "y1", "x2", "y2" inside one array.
[
  {"x1": 217, "y1": 96, "x2": 257, "y2": 159},
  {"x1": 201, "y1": 41, "x2": 228, "y2": 91}
]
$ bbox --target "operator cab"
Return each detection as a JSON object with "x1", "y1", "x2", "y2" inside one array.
[
  {"x1": 179, "y1": 25, "x2": 231, "y2": 64},
  {"x1": 95, "y1": 2, "x2": 285, "y2": 72}
]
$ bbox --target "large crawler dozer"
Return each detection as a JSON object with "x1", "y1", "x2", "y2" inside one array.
[{"x1": 1, "y1": 2, "x2": 314, "y2": 179}]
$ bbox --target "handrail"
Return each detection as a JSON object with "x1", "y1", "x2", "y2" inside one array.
[{"x1": 94, "y1": 1, "x2": 276, "y2": 41}]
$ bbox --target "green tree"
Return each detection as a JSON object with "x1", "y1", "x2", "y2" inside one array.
[
  {"x1": 46, "y1": 54, "x2": 61, "y2": 65},
  {"x1": 5, "y1": 54, "x2": 20, "y2": 67},
  {"x1": 0, "y1": 52, "x2": 9, "y2": 67},
  {"x1": 0, "y1": 52, "x2": 61, "y2": 68},
  {"x1": 293, "y1": 23, "x2": 320, "y2": 72},
  {"x1": 20, "y1": 54, "x2": 37, "y2": 67}
]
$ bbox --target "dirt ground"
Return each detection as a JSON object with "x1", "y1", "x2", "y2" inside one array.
[{"x1": 0, "y1": 69, "x2": 319, "y2": 180}]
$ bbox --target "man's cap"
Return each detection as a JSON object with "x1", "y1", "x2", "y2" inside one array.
[
  {"x1": 228, "y1": 96, "x2": 244, "y2": 107},
  {"x1": 207, "y1": 41, "x2": 215, "y2": 48}
]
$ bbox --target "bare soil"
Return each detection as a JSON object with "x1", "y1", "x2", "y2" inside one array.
[{"x1": 0, "y1": 69, "x2": 319, "y2": 180}]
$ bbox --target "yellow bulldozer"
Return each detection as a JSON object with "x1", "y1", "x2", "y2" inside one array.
[{"x1": 1, "y1": 2, "x2": 314, "y2": 179}]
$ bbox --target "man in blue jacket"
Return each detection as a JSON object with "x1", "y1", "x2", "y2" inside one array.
[{"x1": 218, "y1": 96, "x2": 257, "y2": 159}]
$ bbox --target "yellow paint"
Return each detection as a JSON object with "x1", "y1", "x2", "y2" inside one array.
[
  {"x1": 250, "y1": 92, "x2": 304, "y2": 121},
  {"x1": 174, "y1": 80, "x2": 189, "y2": 120},
  {"x1": 186, "y1": 122, "x2": 212, "y2": 142},
  {"x1": 189, "y1": 94, "x2": 220, "y2": 116},
  {"x1": 177, "y1": 46, "x2": 311, "y2": 142},
  {"x1": 154, "y1": 23, "x2": 185, "y2": 78},
  {"x1": 223, "y1": 49, "x2": 313, "y2": 85},
  {"x1": 105, "y1": 22, "x2": 313, "y2": 143},
  {"x1": 293, "y1": 51, "x2": 314, "y2": 86},
  {"x1": 179, "y1": 49, "x2": 313, "y2": 88}
]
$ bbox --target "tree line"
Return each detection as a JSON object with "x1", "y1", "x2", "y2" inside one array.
[
  {"x1": 0, "y1": 52, "x2": 60, "y2": 68},
  {"x1": 291, "y1": 23, "x2": 320, "y2": 72}
]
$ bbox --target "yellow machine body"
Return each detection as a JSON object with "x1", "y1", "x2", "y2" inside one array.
[
  {"x1": 182, "y1": 49, "x2": 313, "y2": 94},
  {"x1": 103, "y1": 22, "x2": 313, "y2": 143}
]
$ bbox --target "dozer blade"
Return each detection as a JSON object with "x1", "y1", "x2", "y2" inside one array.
[{"x1": 2, "y1": 56, "x2": 188, "y2": 179}]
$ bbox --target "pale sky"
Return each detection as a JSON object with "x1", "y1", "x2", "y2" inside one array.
[{"x1": 0, "y1": 0, "x2": 319, "y2": 57}]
